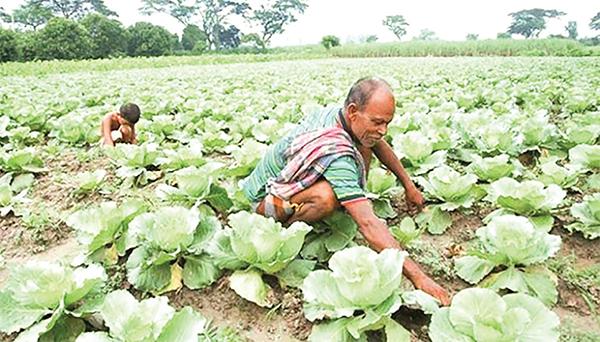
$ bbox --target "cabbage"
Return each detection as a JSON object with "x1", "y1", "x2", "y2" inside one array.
[
  {"x1": 429, "y1": 288, "x2": 560, "y2": 342},
  {"x1": 455, "y1": 215, "x2": 561, "y2": 305}
]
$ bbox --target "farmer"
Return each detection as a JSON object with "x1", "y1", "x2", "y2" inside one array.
[
  {"x1": 100, "y1": 102, "x2": 140, "y2": 147},
  {"x1": 242, "y1": 77, "x2": 450, "y2": 305}
]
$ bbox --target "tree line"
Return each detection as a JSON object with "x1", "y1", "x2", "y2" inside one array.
[
  {"x1": 320, "y1": 9, "x2": 600, "y2": 49},
  {"x1": 1, "y1": 2, "x2": 600, "y2": 62},
  {"x1": 0, "y1": 0, "x2": 308, "y2": 62}
]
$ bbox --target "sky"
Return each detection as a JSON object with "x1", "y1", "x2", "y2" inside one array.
[{"x1": 2, "y1": 0, "x2": 599, "y2": 46}]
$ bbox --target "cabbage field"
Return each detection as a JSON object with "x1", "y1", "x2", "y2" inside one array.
[{"x1": 1, "y1": 56, "x2": 600, "y2": 341}]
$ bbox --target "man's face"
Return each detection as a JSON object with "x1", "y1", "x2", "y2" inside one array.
[{"x1": 348, "y1": 89, "x2": 395, "y2": 148}]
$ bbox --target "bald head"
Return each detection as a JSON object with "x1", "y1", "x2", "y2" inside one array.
[{"x1": 344, "y1": 77, "x2": 394, "y2": 111}]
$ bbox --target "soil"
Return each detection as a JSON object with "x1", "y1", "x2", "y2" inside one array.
[{"x1": 1, "y1": 151, "x2": 600, "y2": 342}]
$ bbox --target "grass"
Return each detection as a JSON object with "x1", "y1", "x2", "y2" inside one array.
[
  {"x1": 327, "y1": 39, "x2": 599, "y2": 58},
  {"x1": 1, "y1": 38, "x2": 598, "y2": 77},
  {"x1": 548, "y1": 254, "x2": 600, "y2": 332}
]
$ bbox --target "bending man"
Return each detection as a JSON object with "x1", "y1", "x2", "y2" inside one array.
[{"x1": 242, "y1": 77, "x2": 450, "y2": 305}]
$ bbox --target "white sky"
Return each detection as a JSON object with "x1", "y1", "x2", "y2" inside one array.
[{"x1": 3, "y1": 0, "x2": 599, "y2": 46}]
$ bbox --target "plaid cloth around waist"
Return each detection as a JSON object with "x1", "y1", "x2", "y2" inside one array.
[{"x1": 266, "y1": 126, "x2": 366, "y2": 200}]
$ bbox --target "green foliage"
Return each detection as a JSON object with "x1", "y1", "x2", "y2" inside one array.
[
  {"x1": 466, "y1": 154, "x2": 516, "y2": 182},
  {"x1": 382, "y1": 15, "x2": 408, "y2": 41},
  {"x1": 65, "y1": 200, "x2": 146, "y2": 264},
  {"x1": 182, "y1": 24, "x2": 207, "y2": 51},
  {"x1": 301, "y1": 246, "x2": 438, "y2": 342},
  {"x1": 320, "y1": 35, "x2": 340, "y2": 50},
  {"x1": 36, "y1": 17, "x2": 93, "y2": 60},
  {"x1": 127, "y1": 206, "x2": 222, "y2": 293},
  {"x1": 565, "y1": 21, "x2": 578, "y2": 39},
  {"x1": 567, "y1": 193, "x2": 600, "y2": 239},
  {"x1": 466, "y1": 33, "x2": 479, "y2": 41},
  {"x1": 0, "y1": 27, "x2": 16, "y2": 63},
  {"x1": 429, "y1": 288, "x2": 560, "y2": 342},
  {"x1": 33, "y1": 0, "x2": 117, "y2": 20},
  {"x1": 366, "y1": 167, "x2": 402, "y2": 219},
  {"x1": 126, "y1": 21, "x2": 173, "y2": 57},
  {"x1": 80, "y1": 13, "x2": 129, "y2": 58},
  {"x1": 589, "y1": 12, "x2": 600, "y2": 31},
  {"x1": 416, "y1": 165, "x2": 479, "y2": 211},
  {"x1": 569, "y1": 144, "x2": 600, "y2": 169},
  {"x1": 0, "y1": 148, "x2": 47, "y2": 174},
  {"x1": 140, "y1": 0, "x2": 250, "y2": 51},
  {"x1": 508, "y1": 8, "x2": 566, "y2": 38},
  {"x1": 455, "y1": 215, "x2": 561, "y2": 305},
  {"x1": 216, "y1": 24, "x2": 241, "y2": 50},
  {"x1": 12, "y1": 1, "x2": 54, "y2": 30},
  {"x1": 0, "y1": 173, "x2": 29, "y2": 217},
  {"x1": 75, "y1": 290, "x2": 209, "y2": 342},
  {"x1": 485, "y1": 178, "x2": 566, "y2": 217},
  {"x1": 0, "y1": 261, "x2": 106, "y2": 337},
  {"x1": 107, "y1": 142, "x2": 162, "y2": 187},
  {"x1": 209, "y1": 211, "x2": 311, "y2": 306},
  {"x1": 392, "y1": 130, "x2": 447, "y2": 175},
  {"x1": 248, "y1": 0, "x2": 308, "y2": 50},
  {"x1": 73, "y1": 169, "x2": 107, "y2": 194},
  {"x1": 417, "y1": 28, "x2": 437, "y2": 41}
]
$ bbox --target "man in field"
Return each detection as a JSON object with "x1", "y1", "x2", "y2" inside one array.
[{"x1": 242, "y1": 77, "x2": 450, "y2": 305}]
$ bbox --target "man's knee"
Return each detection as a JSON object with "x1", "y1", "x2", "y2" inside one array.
[{"x1": 300, "y1": 180, "x2": 340, "y2": 214}]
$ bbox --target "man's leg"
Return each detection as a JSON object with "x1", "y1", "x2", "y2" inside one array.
[
  {"x1": 255, "y1": 179, "x2": 340, "y2": 225},
  {"x1": 284, "y1": 179, "x2": 340, "y2": 225}
]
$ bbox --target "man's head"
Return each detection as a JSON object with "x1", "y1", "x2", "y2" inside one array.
[
  {"x1": 344, "y1": 77, "x2": 395, "y2": 148},
  {"x1": 118, "y1": 103, "x2": 141, "y2": 126}
]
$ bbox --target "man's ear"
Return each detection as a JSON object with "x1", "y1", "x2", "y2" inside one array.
[{"x1": 346, "y1": 103, "x2": 359, "y2": 121}]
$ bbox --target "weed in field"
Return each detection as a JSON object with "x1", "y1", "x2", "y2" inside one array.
[
  {"x1": 406, "y1": 241, "x2": 455, "y2": 280},
  {"x1": 199, "y1": 325, "x2": 245, "y2": 342},
  {"x1": 560, "y1": 317, "x2": 600, "y2": 342},
  {"x1": 548, "y1": 254, "x2": 600, "y2": 331}
]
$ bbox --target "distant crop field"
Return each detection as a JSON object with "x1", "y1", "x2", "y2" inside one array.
[{"x1": 1, "y1": 56, "x2": 600, "y2": 342}]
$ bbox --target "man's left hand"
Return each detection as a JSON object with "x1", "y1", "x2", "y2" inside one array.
[{"x1": 412, "y1": 274, "x2": 451, "y2": 306}]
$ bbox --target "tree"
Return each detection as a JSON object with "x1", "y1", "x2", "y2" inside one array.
[
  {"x1": 127, "y1": 21, "x2": 173, "y2": 57},
  {"x1": 15, "y1": 30, "x2": 42, "y2": 61},
  {"x1": 0, "y1": 27, "x2": 17, "y2": 62},
  {"x1": 140, "y1": 0, "x2": 198, "y2": 26},
  {"x1": 417, "y1": 28, "x2": 436, "y2": 40},
  {"x1": 365, "y1": 34, "x2": 378, "y2": 43},
  {"x1": 507, "y1": 8, "x2": 565, "y2": 38},
  {"x1": 140, "y1": 0, "x2": 249, "y2": 51},
  {"x1": 30, "y1": 0, "x2": 117, "y2": 20},
  {"x1": 216, "y1": 24, "x2": 240, "y2": 49},
  {"x1": 36, "y1": 17, "x2": 92, "y2": 59},
  {"x1": 497, "y1": 32, "x2": 511, "y2": 39},
  {"x1": 0, "y1": 7, "x2": 11, "y2": 24},
  {"x1": 591, "y1": 12, "x2": 600, "y2": 31},
  {"x1": 181, "y1": 24, "x2": 207, "y2": 51},
  {"x1": 80, "y1": 13, "x2": 129, "y2": 58},
  {"x1": 382, "y1": 15, "x2": 408, "y2": 41},
  {"x1": 320, "y1": 35, "x2": 340, "y2": 50},
  {"x1": 247, "y1": 0, "x2": 308, "y2": 51},
  {"x1": 565, "y1": 21, "x2": 577, "y2": 39},
  {"x1": 12, "y1": 1, "x2": 54, "y2": 30},
  {"x1": 466, "y1": 33, "x2": 479, "y2": 41}
]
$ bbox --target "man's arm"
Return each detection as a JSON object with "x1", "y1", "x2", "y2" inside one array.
[
  {"x1": 101, "y1": 113, "x2": 115, "y2": 147},
  {"x1": 372, "y1": 140, "x2": 423, "y2": 213},
  {"x1": 343, "y1": 199, "x2": 450, "y2": 305}
]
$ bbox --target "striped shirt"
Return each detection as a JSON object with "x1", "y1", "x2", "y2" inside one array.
[{"x1": 242, "y1": 105, "x2": 366, "y2": 205}]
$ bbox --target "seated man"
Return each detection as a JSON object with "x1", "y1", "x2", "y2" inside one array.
[
  {"x1": 100, "y1": 103, "x2": 140, "y2": 147},
  {"x1": 242, "y1": 77, "x2": 450, "y2": 305}
]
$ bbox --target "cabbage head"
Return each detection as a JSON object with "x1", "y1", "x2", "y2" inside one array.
[{"x1": 429, "y1": 288, "x2": 560, "y2": 342}]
